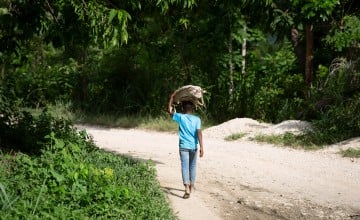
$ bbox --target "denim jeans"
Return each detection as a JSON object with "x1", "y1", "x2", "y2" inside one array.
[{"x1": 179, "y1": 148, "x2": 198, "y2": 186}]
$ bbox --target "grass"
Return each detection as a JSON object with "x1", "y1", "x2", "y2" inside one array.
[
  {"x1": 73, "y1": 113, "x2": 179, "y2": 131},
  {"x1": 341, "y1": 148, "x2": 360, "y2": 158},
  {"x1": 72, "y1": 111, "x2": 215, "y2": 132},
  {"x1": 250, "y1": 132, "x2": 321, "y2": 150},
  {"x1": 0, "y1": 131, "x2": 175, "y2": 219},
  {"x1": 224, "y1": 133, "x2": 247, "y2": 141},
  {"x1": 0, "y1": 105, "x2": 176, "y2": 219},
  {"x1": 251, "y1": 132, "x2": 360, "y2": 158},
  {"x1": 74, "y1": 113, "x2": 145, "y2": 128}
]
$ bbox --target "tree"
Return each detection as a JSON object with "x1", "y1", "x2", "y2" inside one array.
[{"x1": 271, "y1": 0, "x2": 342, "y2": 86}]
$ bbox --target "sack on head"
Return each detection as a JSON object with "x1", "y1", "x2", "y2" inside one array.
[{"x1": 172, "y1": 85, "x2": 206, "y2": 108}]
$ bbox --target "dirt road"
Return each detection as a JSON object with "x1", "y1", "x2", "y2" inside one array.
[{"x1": 79, "y1": 124, "x2": 360, "y2": 220}]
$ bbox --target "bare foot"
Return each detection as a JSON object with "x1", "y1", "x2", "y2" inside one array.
[{"x1": 190, "y1": 184, "x2": 195, "y2": 193}]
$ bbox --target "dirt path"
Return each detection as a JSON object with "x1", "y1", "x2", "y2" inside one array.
[{"x1": 78, "y1": 125, "x2": 360, "y2": 220}]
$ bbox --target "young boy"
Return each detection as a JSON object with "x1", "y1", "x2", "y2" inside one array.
[{"x1": 168, "y1": 91, "x2": 204, "y2": 199}]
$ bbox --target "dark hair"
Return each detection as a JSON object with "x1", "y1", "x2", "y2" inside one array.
[{"x1": 182, "y1": 101, "x2": 195, "y2": 112}]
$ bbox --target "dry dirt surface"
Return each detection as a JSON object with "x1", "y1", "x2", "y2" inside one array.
[{"x1": 77, "y1": 118, "x2": 360, "y2": 220}]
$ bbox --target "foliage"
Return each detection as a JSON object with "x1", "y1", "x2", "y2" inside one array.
[
  {"x1": 325, "y1": 15, "x2": 360, "y2": 53},
  {"x1": 248, "y1": 41, "x2": 304, "y2": 122},
  {"x1": 341, "y1": 148, "x2": 360, "y2": 158},
  {"x1": 291, "y1": 0, "x2": 340, "y2": 21},
  {"x1": 74, "y1": 112, "x2": 177, "y2": 131},
  {"x1": 224, "y1": 133, "x2": 246, "y2": 141},
  {"x1": 0, "y1": 91, "x2": 73, "y2": 154},
  {"x1": 310, "y1": 97, "x2": 360, "y2": 144},
  {"x1": 251, "y1": 132, "x2": 319, "y2": 150},
  {"x1": 0, "y1": 132, "x2": 174, "y2": 219},
  {"x1": 309, "y1": 57, "x2": 360, "y2": 144},
  {"x1": 0, "y1": 34, "x2": 82, "y2": 108},
  {"x1": 0, "y1": 93, "x2": 174, "y2": 218},
  {"x1": 0, "y1": 0, "x2": 360, "y2": 145}
]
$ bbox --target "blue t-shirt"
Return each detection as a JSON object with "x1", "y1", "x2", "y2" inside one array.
[{"x1": 173, "y1": 112, "x2": 201, "y2": 150}]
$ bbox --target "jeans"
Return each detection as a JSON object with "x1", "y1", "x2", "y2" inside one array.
[{"x1": 179, "y1": 148, "x2": 198, "y2": 186}]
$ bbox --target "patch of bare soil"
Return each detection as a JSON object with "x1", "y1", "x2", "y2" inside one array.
[{"x1": 78, "y1": 118, "x2": 360, "y2": 220}]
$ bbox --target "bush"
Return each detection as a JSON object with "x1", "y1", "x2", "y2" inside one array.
[
  {"x1": 0, "y1": 132, "x2": 174, "y2": 219},
  {"x1": 309, "y1": 58, "x2": 360, "y2": 144},
  {"x1": 0, "y1": 92, "x2": 73, "y2": 154}
]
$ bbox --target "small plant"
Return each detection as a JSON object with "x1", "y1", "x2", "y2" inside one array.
[
  {"x1": 0, "y1": 183, "x2": 18, "y2": 211},
  {"x1": 224, "y1": 133, "x2": 246, "y2": 141},
  {"x1": 251, "y1": 132, "x2": 319, "y2": 150},
  {"x1": 341, "y1": 148, "x2": 360, "y2": 158}
]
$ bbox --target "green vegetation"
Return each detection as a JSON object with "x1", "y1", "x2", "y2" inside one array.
[
  {"x1": 0, "y1": 1, "x2": 358, "y2": 121},
  {"x1": 0, "y1": 136, "x2": 174, "y2": 219},
  {"x1": 251, "y1": 132, "x2": 320, "y2": 150},
  {"x1": 0, "y1": 106, "x2": 175, "y2": 219},
  {"x1": 73, "y1": 111, "x2": 214, "y2": 132},
  {"x1": 74, "y1": 113, "x2": 178, "y2": 131},
  {"x1": 0, "y1": 0, "x2": 359, "y2": 217},
  {"x1": 224, "y1": 133, "x2": 247, "y2": 141},
  {"x1": 1, "y1": 0, "x2": 358, "y2": 145},
  {"x1": 341, "y1": 148, "x2": 360, "y2": 158}
]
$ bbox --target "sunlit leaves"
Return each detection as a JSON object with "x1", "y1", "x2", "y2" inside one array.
[
  {"x1": 103, "y1": 9, "x2": 131, "y2": 46},
  {"x1": 179, "y1": 17, "x2": 190, "y2": 28},
  {"x1": 291, "y1": 0, "x2": 340, "y2": 21},
  {"x1": 156, "y1": 0, "x2": 197, "y2": 13},
  {"x1": 325, "y1": 15, "x2": 360, "y2": 51}
]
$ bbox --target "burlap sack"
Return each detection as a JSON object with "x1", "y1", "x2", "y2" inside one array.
[{"x1": 172, "y1": 85, "x2": 205, "y2": 108}]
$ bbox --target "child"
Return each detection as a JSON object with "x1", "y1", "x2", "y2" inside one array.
[{"x1": 168, "y1": 91, "x2": 204, "y2": 199}]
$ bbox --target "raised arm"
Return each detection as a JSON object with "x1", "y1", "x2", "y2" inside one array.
[{"x1": 168, "y1": 91, "x2": 176, "y2": 116}]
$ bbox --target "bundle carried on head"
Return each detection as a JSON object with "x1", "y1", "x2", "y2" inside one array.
[{"x1": 172, "y1": 85, "x2": 206, "y2": 108}]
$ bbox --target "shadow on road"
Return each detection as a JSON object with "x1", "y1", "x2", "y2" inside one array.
[{"x1": 162, "y1": 186, "x2": 184, "y2": 199}]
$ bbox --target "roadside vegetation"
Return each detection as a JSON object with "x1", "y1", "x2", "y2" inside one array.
[
  {"x1": 250, "y1": 132, "x2": 360, "y2": 158},
  {"x1": 250, "y1": 133, "x2": 320, "y2": 150},
  {"x1": 341, "y1": 148, "x2": 360, "y2": 158},
  {"x1": 0, "y1": 101, "x2": 175, "y2": 219},
  {"x1": 224, "y1": 133, "x2": 247, "y2": 141},
  {"x1": 0, "y1": 0, "x2": 359, "y2": 217}
]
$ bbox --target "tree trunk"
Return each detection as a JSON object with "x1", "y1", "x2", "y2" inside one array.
[
  {"x1": 228, "y1": 32, "x2": 234, "y2": 106},
  {"x1": 305, "y1": 24, "x2": 314, "y2": 85},
  {"x1": 241, "y1": 24, "x2": 246, "y2": 75},
  {"x1": 291, "y1": 28, "x2": 305, "y2": 74}
]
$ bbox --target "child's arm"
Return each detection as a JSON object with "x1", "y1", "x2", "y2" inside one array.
[
  {"x1": 168, "y1": 91, "x2": 176, "y2": 116},
  {"x1": 197, "y1": 129, "x2": 204, "y2": 157}
]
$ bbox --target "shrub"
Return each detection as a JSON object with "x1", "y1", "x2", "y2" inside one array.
[
  {"x1": 0, "y1": 128, "x2": 175, "y2": 219},
  {"x1": 0, "y1": 93, "x2": 73, "y2": 154}
]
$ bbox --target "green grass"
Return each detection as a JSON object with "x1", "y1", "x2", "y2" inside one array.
[
  {"x1": 72, "y1": 111, "x2": 215, "y2": 132},
  {"x1": 224, "y1": 133, "x2": 247, "y2": 141},
  {"x1": 73, "y1": 113, "x2": 179, "y2": 131},
  {"x1": 250, "y1": 132, "x2": 321, "y2": 150},
  {"x1": 251, "y1": 132, "x2": 360, "y2": 158},
  {"x1": 74, "y1": 113, "x2": 144, "y2": 128},
  {"x1": 341, "y1": 148, "x2": 360, "y2": 158},
  {"x1": 138, "y1": 116, "x2": 179, "y2": 132},
  {"x1": 0, "y1": 131, "x2": 175, "y2": 219},
  {"x1": 0, "y1": 105, "x2": 176, "y2": 219}
]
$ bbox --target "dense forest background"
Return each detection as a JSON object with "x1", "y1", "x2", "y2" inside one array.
[
  {"x1": 1, "y1": 1, "x2": 359, "y2": 217},
  {"x1": 1, "y1": 0, "x2": 359, "y2": 144}
]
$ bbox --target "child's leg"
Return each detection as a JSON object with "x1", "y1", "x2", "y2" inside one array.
[
  {"x1": 189, "y1": 149, "x2": 198, "y2": 190},
  {"x1": 179, "y1": 149, "x2": 190, "y2": 188}
]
